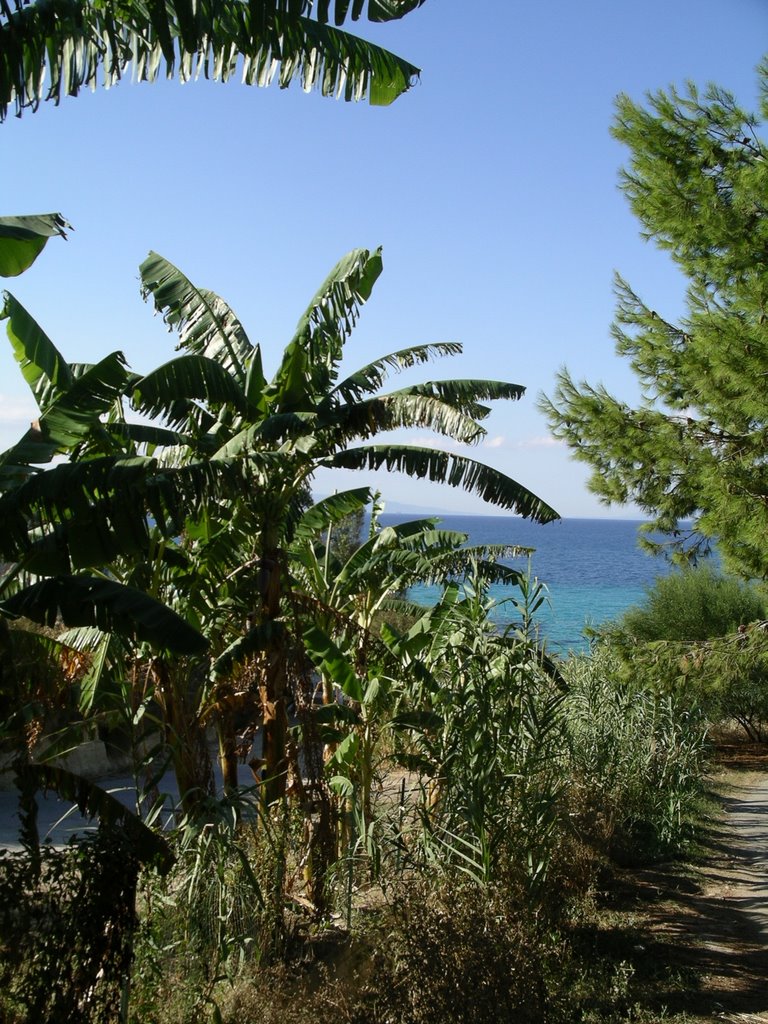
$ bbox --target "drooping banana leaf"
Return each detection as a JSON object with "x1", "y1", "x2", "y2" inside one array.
[
  {"x1": 332, "y1": 342, "x2": 463, "y2": 403},
  {"x1": 0, "y1": 0, "x2": 423, "y2": 120},
  {"x1": 328, "y1": 393, "x2": 486, "y2": 445},
  {"x1": 15, "y1": 763, "x2": 174, "y2": 873},
  {"x1": 0, "y1": 213, "x2": 69, "y2": 277},
  {"x1": 327, "y1": 444, "x2": 561, "y2": 522},
  {"x1": 0, "y1": 576, "x2": 208, "y2": 655}
]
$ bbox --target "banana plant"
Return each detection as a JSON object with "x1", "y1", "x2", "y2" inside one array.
[
  {"x1": 0, "y1": 293, "x2": 210, "y2": 657},
  {"x1": 138, "y1": 246, "x2": 559, "y2": 804},
  {"x1": 0, "y1": 288, "x2": 219, "y2": 831},
  {"x1": 291, "y1": 499, "x2": 536, "y2": 892},
  {"x1": 385, "y1": 565, "x2": 566, "y2": 890}
]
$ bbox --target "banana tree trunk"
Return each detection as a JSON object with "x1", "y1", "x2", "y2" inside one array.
[
  {"x1": 217, "y1": 707, "x2": 239, "y2": 793},
  {"x1": 259, "y1": 551, "x2": 289, "y2": 805},
  {"x1": 152, "y1": 658, "x2": 213, "y2": 817}
]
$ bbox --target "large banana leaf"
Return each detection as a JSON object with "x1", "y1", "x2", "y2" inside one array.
[
  {"x1": 0, "y1": 348, "x2": 132, "y2": 470},
  {"x1": 15, "y1": 763, "x2": 174, "y2": 873},
  {"x1": 0, "y1": 213, "x2": 68, "y2": 277},
  {"x1": 326, "y1": 444, "x2": 561, "y2": 522},
  {"x1": 0, "y1": 455, "x2": 230, "y2": 563},
  {"x1": 327, "y1": 393, "x2": 487, "y2": 444},
  {"x1": 132, "y1": 354, "x2": 251, "y2": 418},
  {"x1": 106, "y1": 420, "x2": 198, "y2": 451},
  {"x1": 303, "y1": 622, "x2": 363, "y2": 701},
  {"x1": 1, "y1": 575, "x2": 208, "y2": 654},
  {"x1": 272, "y1": 247, "x2": 383, "y2": 408},
  {"x1": 2, "y1": 291, "x2": 74, "y2": 410},
  {"x1": 332, "y1": 342, "x2": 463, "y2": 402},
  {"x1": 292, "y1": 486, "x2": 372, "y2": 544},
  {"x1": 35, "y1": 352, "x2": 131, "y2": 453},
  {"x1": 140, "y1": 252, "x2": 254, "y2": 383},
  {"x1": 390, "y1": 379, "x2": 527, "y2": 421},
  {"x1": 0, "y1": 0, "x2": 422, "y2": 120}
]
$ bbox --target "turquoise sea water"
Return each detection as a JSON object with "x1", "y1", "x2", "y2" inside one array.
[{"x1": 377, "y1": 514, "x2": 676, "y2": 653}]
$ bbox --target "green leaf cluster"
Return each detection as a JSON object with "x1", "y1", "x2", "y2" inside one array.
[{"x1": 0, "y1": 0, "x2": 427, "y2": 119}]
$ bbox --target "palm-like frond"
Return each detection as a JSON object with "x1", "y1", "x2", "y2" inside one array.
[
  {"x1": 16, "y1": 764, "x2": 174, "y2": 872},
  {"x1": 0, "y1": 353, "x2": 131, "y2": 470},
  {"x1": 0, "y1": 213, "x2": 69, "y2": 277},
  {"x1": 0, "y1": 455, "x2": 233, "y2": 563},
  {"x1": 3, "y1": 291, "x2": 74, "y2": 410},
  {"x1": 331, "y1": 514, "x2": 440, "y2": 584},
  {"x1": 106, "y1": 420, "x2": 197, "y2": 451},
  {"x1": 210, "y1": 416, "x2": 317, "y2": 459},
  {"x1": 327, "y1": 393, "x2": 487, "y2": 444},
  {"x1": 140, "y1": 251, "x2": 254, "y2": 383},
  {"x1": 0, "y1": 0, "x2": 422, "y2": 121},
  {"x1": 34, "y1": 351, "x2": 131, "y2": 452},
  {"x1": 326, "y1": 444, "x2": 561, "y2": 522},
  {"x1": 132, "y1": 354, "x2": 251, "y2": 419},
  {"x1": 1, "y1": 575, "x2": 208, "y2": 654},
  {"x1": 292, "y1": 486, "x2": 371, "y2": 543},
  {"x1": 391, "y1": 379, "x2": 526, "y2": 421},
  {"x1": 332, "y1": 342, "x2": 463, "y2": 402},
  {"x1": 271, "y1": 247, "x2": 382, "y2": 408}
]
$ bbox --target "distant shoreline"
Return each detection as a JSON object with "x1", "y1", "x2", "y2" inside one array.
[{"x1": 378, "y1": 510, "x2": 673, "y2": 525}]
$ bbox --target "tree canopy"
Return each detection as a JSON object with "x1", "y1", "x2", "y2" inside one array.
[{"x1": 541, "y1": 61, "x2": 768, "y2": 579}]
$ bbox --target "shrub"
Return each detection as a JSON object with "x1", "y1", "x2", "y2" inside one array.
[
  {"x1": 355, "y1": 877, "x2": 556, "y2": 1024},
  {"x1": 615, "y1": 565, "x2": 765, "y2": 642},
  {"x1": 0, "y1": 829, "x2": 140, "y2": 1024},
  {"x1": 563, "y1": 647, "x2": 709, "y2": 863},
  {"x1": 603, "y1": 567, "x2": 768, "y2": 739}
]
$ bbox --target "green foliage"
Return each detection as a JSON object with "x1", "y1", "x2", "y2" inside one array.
[
  {"x1": 0, "y1": 0, "x2": 427, "y2": 121},
  {"x1": 0, "y1": 233, "x2": 718, "y2": 1019},
  {"x1": 0, "y1": 213, "x2": 69, "y2": 277},
  {"x1": 615, "y1": 565, "x2": 766, "y2": 642},
  {"x1": 327, "y1": 504, "x2": 366, "y2": 568},
  {"x1": 130, "y1": 804, "x2": 291, "y2": 1021},
  {"x1": 389, "y1": 568, "x2": 565, "y2": 893},
  {"x1": 600, "y1": 568, "x2": 768, "y2": 739},
  {"x1": 0, "y1": 829, "x2": 142, "y2": 1024},
  {"x1": 540, "y1": 63, "x2": 768, "y2": 578},
  {"x1": 563, "y1": 647, "x2": 708, "y2": 862}
]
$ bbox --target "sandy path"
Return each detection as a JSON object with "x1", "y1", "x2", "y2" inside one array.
[
  {"x1": 718, "y1": 774, "x2": 768, "y2": 941},
  {"x1": 631, "y1": 765, "x2": 768, "y2": 1022}
]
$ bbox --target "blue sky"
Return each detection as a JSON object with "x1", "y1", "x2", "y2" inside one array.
[{"x1": 2, "y1": 0, "x2": 767, "y2": 518}]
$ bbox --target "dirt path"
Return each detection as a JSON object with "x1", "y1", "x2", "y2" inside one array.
[{"x1": 620, "y1": 751, "x2": 768, "y2": 1022}]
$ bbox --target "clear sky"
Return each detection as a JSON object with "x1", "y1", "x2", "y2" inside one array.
[{"x1": 2, "y1": 0, "x2": 767, "y2": 518}]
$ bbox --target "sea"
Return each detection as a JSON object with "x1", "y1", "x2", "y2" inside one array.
[{"x1": 377, "y1": 513, "x2": 678, "y2": 654}]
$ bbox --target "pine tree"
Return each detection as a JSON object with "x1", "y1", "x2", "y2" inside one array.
[{"x1": 540, "y1": 61, "x2": 768, "y2": 579}]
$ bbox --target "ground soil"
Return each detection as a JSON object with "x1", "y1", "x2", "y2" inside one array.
[{"x1": 599, "y1": 743, "x2": 768, "y2": 1023}]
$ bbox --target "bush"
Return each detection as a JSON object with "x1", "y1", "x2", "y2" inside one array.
[
  {"x1": 602, "y1": 566, "x2": 768, "y2": 739},
  {"x1": 615, "y1": 565, "x2": 765, "y2": 642},
  {"x1": 0, "y1": 829, "x2": 140, "y2": 1024},
  {"x1": 353, "y1": 878, "x2": 558, "y2": 1024},
  {"x1": 563, "y1": 648, "x2": 709, "y2": 863}
]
